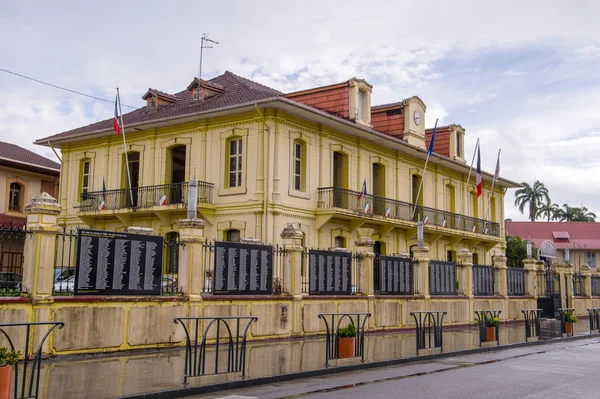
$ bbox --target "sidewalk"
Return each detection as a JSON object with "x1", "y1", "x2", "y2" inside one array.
[{"x1": 29, "y1": 322, "x2": 595, "y2": 399}]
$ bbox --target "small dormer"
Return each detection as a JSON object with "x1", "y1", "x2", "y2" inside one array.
[
  {"x1": 448, "y1": 124, "x2": 466, "y2": 163},
  {"x1": 142, "y1": 89, "x2": 177, "y2": 112},
  {"x1": 348, "y1": 78, "x2": 373, "y2": 127},
  {"x1": 187, "y1": 78, "x2": 225, "y2": 102}
]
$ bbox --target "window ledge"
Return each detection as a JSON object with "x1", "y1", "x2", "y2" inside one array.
[
  {"x1": 218, "y1": 186, "x2": 247, "y2": 196},
  {"x1": 288, "y1": 189, "x2": 310, "y2": 200}
]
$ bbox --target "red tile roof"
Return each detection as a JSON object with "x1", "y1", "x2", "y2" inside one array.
[
  {"x1": 505, "y1": 221, "x2": 600, "y2": 249},
  {"x1": 0, "y1": 141, "x2": 60, "y2": 171},
  {"x1": 142, "y1": 88, "x2": 178, "y2": 102},
  {"x1": 36, "y1": 71, "x2": 283, "y2": 143},
  {"x1": 425, "y1": 126, "x2": 452, "y2": 157},
  {"x1": 371, "y1": 107, "x2": 404, "y2": 138},
  {"x1": 285, "y1": 83, "x2": 349, "y2": 119}
]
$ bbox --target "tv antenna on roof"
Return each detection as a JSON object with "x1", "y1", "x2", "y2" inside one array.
[{"x1": 199, "y1": 33, "x2": 219, "y2": 82}]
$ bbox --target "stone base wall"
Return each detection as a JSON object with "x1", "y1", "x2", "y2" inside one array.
[{"x1": 6, "y1": 295, "x2": 596, "y2": 356}]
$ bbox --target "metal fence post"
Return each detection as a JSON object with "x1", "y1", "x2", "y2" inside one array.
[
  {"x1": 23, "y1": 193, "x2": 61, "y2": 298},
  {"x1": 177, "y1": 218, "x2": 206, "y2": 299}
]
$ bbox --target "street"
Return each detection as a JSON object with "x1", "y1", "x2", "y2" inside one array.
[{"x1": 200, "y1": 337, "x2": 600, "y2": 399}]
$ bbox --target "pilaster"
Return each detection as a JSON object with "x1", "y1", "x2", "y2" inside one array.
[
  {"x1": 456, "y1": 248, "x2": 473, "y2": 297},
  {"x1": 412, "y1": 246, "x2": 430, "y2": 298},
  {"x1": 492, "y1": 254, "x2": 508, "y2": 297},
  {"x1": 580, "y1": 264, "x2": 592, "y2": 298},
  {"x1": 177, "y1": 218, "x2": 206, "y2": 300},
  {"x1": 522, "y1": 259, "x2": 537, "y2": 297},
  {"x1": 355, "y1": 228, "x2": 375, "y2": 296}
]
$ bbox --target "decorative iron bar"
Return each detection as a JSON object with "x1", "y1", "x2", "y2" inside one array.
[
  {"x1": 317, "y1": 187, "x2": 500, "y2": 237},
  {"x1": 201, "y1": 240, "x2": 215, "y2": 294},
  {"x1": 173, "y1": 316, "x2": 257, "y2": 384},
  {"x1": 162, "y1": 234, "x2": 184, "y2": 296},
  {"x1": 0, "y1": 221, "x2": 29, "y2": 296},
  {"x1": 80, "y1": 181, "x2": 214, "y2": 212},
  {"x1": 374, "y1": 255, "x2": 413, "y2": 295},
  {"x1": 572, "y1": 274, "x2": 584, "y2": 297},
  {"x1": 558, "y1": 308, "x2": 576, "y2": 337},
  {"x1": 507, "y1": 267, "x2": 525, "y2": 296},
  {"x1": 318, "y1": 312, "x2": 371, "y2": 367},
  {"x1": 411, "y1": 311, "x2": 447, "y2": 355},
  {"x1": 52, "y1": 227, "x2": 78, "y2": 296},
  {"x1": 587, "y1": 308, "x2": 600, "y2": 334},
  {"x1": 0, "y1": 321, "x2": 64, "y2": 399},
  {"x1": 592, "y1": 276, "x2": 600, "y2": 297},
  {"x1": 351, "y1": 252, "x2": 361, "y2": 295},
  {"x1": 301, "y1": 249, "x2": 309, "y2": 294},
  {"x1": 272, "y1": 245, "x2": 288, "y2": 295},
  {"x1": 521, "y1": 309, "x2": 542, "y2": 341},
  {"x1": 474, "y1": 309, "x2": 501, "y2": 347},
  {"x1": 429, "y1": 261, "x2": 457, "y2": 295},
  {"x1": 473, "y1": 264, "x2": 495, "y2": 296}
]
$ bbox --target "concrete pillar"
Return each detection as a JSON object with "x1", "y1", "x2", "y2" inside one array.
[
  {"x1": 492, "y1": 254, "x2": 508, "y2": 297},
  {"x1": 177, "y1": 218, "x2": 206, "y2": 299},
  {"x1": 580, "y1": 264, "x2": 592, "y2": 298},
  {"x1": 413, "y1": 246, "x2": 430, "y2": 298},
  {"x1": 456, "y1": 248, "x2": 473, "y2": 297},
  {"x1": 355, "y1": 228, "x2": 375, "y2": 296},
  {"x1": 522, "y1": 259, "x2": 537, "y2": 297},
  {"x1": 281, "y1": 223, "x2": 304, "y2": 296},
  {"x1": 23, "y1": 193, "x2": 62, "y2": 298}
]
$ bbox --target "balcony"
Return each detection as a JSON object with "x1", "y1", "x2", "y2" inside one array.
[
  {"x1": 317, "y1": 187, "x2": 500, "y2": 237},
  {"x1": 79, "y1": 181, "x2": 214, "y2": 214}
]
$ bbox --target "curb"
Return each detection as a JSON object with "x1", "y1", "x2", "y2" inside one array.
[{"x1": 120, "y1": 333, "x2": 600, "y2": 399}]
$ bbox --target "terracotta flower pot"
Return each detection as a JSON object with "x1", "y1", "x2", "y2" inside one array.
[
  {"x1": 337, "y1": 337, "x2": 356, "y2": 359},
  {"x1": 565, "y1": 322, "x2": 572, "y2": 335},
  {"x1": 0, "y1": 365, "x2": 12, "y2": 399},
  {"x1": 486, "y1": 326, "x2": 496, "y2": 342}
]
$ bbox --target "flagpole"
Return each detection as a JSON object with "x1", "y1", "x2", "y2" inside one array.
[
  {"x1": 484, "y1": 148, "x2": 501, "y2": 228},
  {"x1": 411, "y1": 118, "x2": 438, "y2": 220},
  {"x1": 458, "y1": 138, "x2": 480, "y2": 228},
  {"x1": 117, "y1": 88, "x2": 134, "y2": 208}
]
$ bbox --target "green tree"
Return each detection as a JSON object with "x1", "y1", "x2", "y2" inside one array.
[
  {"x1": 505, "y1": 235, "x2": 535, "y2": 268},
  {"x1": 514, "y1": 181, "x2": 550, "y2": 222},
  {"x1": 555, "y1": 203, "x2": 576, "y2": 221},
  {"x1": 571, "y1": 206, "x2": 596, "y2": 222},
  {"x1": 536, "y1": 202, "x2": 559, "y2": 221}
]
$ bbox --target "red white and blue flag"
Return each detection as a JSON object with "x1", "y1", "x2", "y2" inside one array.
[
  {"x1": 99, "y1": 178, "x2": 106, "y2": 211},
  {"x1": 113, "y1": 95, "x2": 121, "y2": 135},
  {"x1": 385, "y1": 207, "x2": 391, "y2": 218},
  {"x1": 357, "y1": 179, "x2": 367, "y2": 200},
  {"x1": 476, "y1": 146, "x2": 482, "y2": 197}
]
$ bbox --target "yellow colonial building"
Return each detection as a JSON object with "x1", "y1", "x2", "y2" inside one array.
[{"x1": 36, "y1": 72, "x2": 518, "y2": 264}]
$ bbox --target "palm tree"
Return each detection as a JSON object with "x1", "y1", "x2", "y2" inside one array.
[
  {"x1": 536, "y1": 202, "x2": 559, "y2": 221},
  {"x1": 514, "y1": 181, "x2": 551, "y2": 222},
  {"x1": 571, "y1": 206, "x2": 597, "y2": 222},
  {"x1": 555, "y1": 204, "x2": 576, "y2": 221}
]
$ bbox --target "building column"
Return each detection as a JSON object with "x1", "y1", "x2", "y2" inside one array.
[
  {"x1": 177, "y1": 218, "x2": 206, "y2": 300},
  {"x1": 492, "y1": 254, "x2": 508, "y2": 297},
  {"x1": 281, "y1": 223, "x2": 304, "y2": 297},
  {"x1": 23, "y1": 193, "x2": 62, "y2": 298},
  {"x1": 413, "y1": 246, "x2": 430, "y2": 298},
  {"x1": 580, "y1": 264, "x2": 592, "y2": 298},
  {"x1": 355, "y1": 228, "x2": 375, "y2": 296},
  {"x1": 456, "y1": 248, "x2": 473, "y2": 297},
  {"x1": 563, "y1": 263, "x2": 574, "y2": 308},
  {"x1": 522, "y1": 259, "x2": 537, "y2": 297}
]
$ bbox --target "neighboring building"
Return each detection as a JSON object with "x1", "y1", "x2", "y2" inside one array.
[
  {"x1": 35, "y1": 71, "x2": 518, "y2": 264},
  {"x1": 0, "y1": 141, "x2": 60, "y2": 275},
  {"x1": 506, "y1": 221, "x2": 600, "y2": 268}
]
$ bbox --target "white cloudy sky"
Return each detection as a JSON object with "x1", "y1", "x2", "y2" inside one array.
[{"x1": 1, "y1": 0, "x2": 599, "y2": 221}]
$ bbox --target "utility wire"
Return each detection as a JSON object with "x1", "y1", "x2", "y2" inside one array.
[{"x1": 0, "y1": 67, "x2": 137, "y2": 109}]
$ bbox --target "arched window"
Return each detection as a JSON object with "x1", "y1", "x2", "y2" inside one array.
[
  {"x1": 292, "y1": 139, "x2": 307, "y2": 192},
  {"x1": 226, "y1": 229, "x2": 241, "y2": 242},
  {"x1": 9, "y1": 183, "x2": 22, "y2": 212}
]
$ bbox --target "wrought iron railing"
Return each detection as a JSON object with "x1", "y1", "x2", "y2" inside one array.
[
  {"x1": 0, "y1": 221, "x2": 29, "y2": 296},
  {"x1": 79, "y1": 181, "x2": 214, "y2": 212},
  {"x1": 507, "y1": 267, "x2": 525, "y2": 296},
  {"x1": 429, "y1": 261, "x2": 457, "y2": 295},
  {"x1": 473, "y1": 264, "x2": 495, "y2": 296},
  {"x1": 317, "y1": 187, "x2": 500, "y2": 237},
  {"x1": 592, "y1": 276, "x2": 600, "y2": 296}
]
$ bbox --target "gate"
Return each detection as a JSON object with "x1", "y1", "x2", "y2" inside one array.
[{"x1": 537, "y1": 261, "x2": 560, "y2": 318}]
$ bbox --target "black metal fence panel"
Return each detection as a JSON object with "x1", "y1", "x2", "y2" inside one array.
[
  {"x1": 374, "y1": 256, "x2": 413, "y2": 295},
  {"x1": 162, "y1": 234, "x2": 184, "y2": 296},
  {"x1": 308, "y1": 250, "x2": 352, "y2": 295},
  {"x1": 53, "y1": 228, "x2": 78, "y2": 295},
  {"x1": 429, "y1": 261, "x2": 456, "y2": 295},
  {"x1": 473, "y1": 264, "x2": 495, "y2": 296},
  {"x1": 507, "y1": 267, "x2": 525, "y2": 296},
  {"x1": 272, "y1": 245, "x2": 287, "y2": 295},
  {"x1": 212, "y1": 241, "x2": 273, "y2": 295},
  {"x1": 0, "y1": 221, "x2": 28, "y2": 296}
]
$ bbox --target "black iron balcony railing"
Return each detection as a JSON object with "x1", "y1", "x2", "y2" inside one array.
[
  {"x1": 80, "y1": 181, "x2": 214, "y2": 212},
  {"x1": 317, "y1": 187, "x2": 500, "y2": 237}
]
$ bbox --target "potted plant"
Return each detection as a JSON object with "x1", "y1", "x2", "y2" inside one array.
[
  {"x1": 337, "y1": 323, "x2": 357, "y2": 358},
  {"x1": 484, "y1": 315, "x2": 500, "y2": 342},
  {"x1": 0, "y1": 347, "x2": 20, "y2": 399},
  {"x1": 564, "y1": 311, "x2": 578, "y2": 334}
]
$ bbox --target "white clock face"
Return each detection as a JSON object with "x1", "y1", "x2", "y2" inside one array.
[{"x1": 413, "y1": 110, "x2": 421, "y2": 126}]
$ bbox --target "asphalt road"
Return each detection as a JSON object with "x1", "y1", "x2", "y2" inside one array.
[{"x1": 199, "y1": 337, "x2": 600, "y2": 399}]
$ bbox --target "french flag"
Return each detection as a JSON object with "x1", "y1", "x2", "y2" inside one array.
[
  {"x1": 113, "y1": 95, "x2": 121, "y2": 135},
  {"x1": 476, "y1": 146, "x2": 482, "y2": 197},
  {"x1": 357, "y1": 179, "x2": 367, "y2": 200}
]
